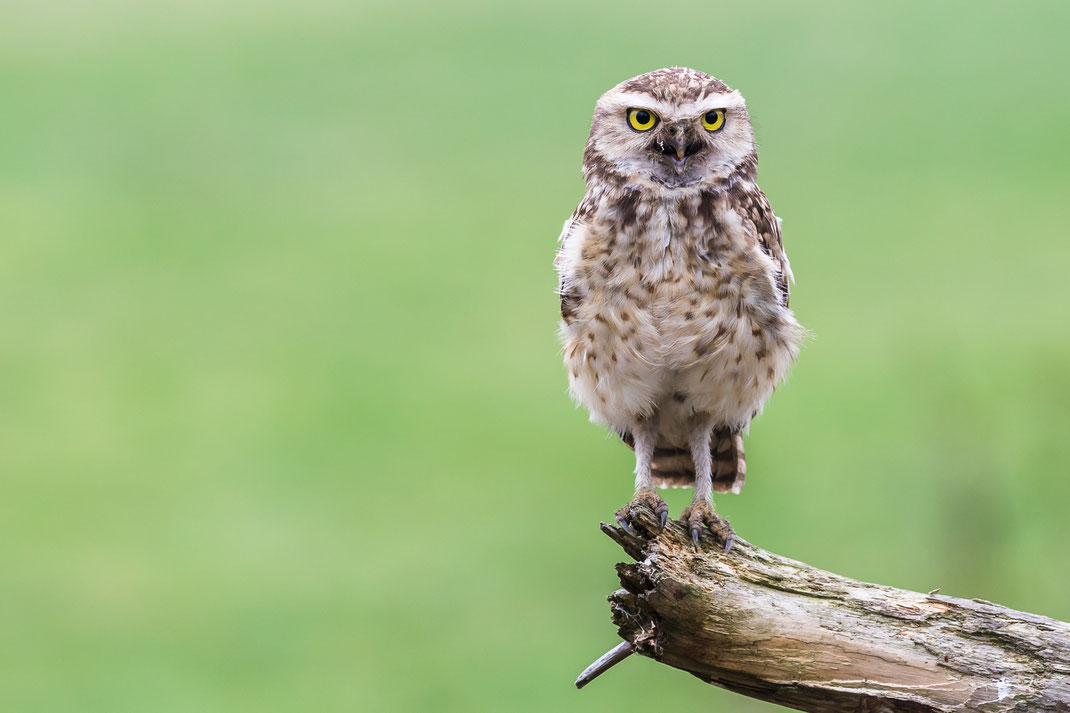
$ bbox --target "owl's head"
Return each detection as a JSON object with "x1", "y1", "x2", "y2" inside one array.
[{"x1": 584, "y1": 68, "x2": 756, "y2": 192}]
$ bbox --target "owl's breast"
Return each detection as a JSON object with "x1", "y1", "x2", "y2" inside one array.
[{"x1": 565, "y1": 207, "x2": 785, "y2": 347}]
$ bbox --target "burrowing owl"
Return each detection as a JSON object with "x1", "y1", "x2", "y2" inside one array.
[{"x1": 556, "y1": 68, "x2": 804, "y2": 550}]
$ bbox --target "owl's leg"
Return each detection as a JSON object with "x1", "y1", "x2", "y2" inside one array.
[
  {"x1": 615, "y1": 416, "x2": 668, "y2": 536},
  {"x1": 681, "y1": 423, "x2": 735, "y2": 552}
]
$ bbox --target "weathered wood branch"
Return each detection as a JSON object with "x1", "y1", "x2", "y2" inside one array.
[{"x1": 580, "y1": 505, "x2": 1070, "y2": 712}]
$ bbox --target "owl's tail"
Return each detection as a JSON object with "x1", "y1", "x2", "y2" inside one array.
[{"x1": 622, "y1": 428, "x2": 746, "y2": 494}]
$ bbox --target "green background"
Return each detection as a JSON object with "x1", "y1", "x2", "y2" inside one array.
[{"x1": 2, "y1": 0, "x2": 1069, "y2": 710}]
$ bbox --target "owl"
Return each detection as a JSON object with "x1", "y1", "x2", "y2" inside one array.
[{"x1": 555, "y1": 68, "x2": 804, "y2": 551}]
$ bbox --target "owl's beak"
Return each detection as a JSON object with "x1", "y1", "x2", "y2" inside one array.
[
  {"x1": 671, "y1": 128, "x2": 688, "y2": 174},
  {"x1": 654, "y1": 124, "x2": 703, "y2": 175},
  {"x1": 672, "y1": 127, "x2": 687, "y2": 160}
]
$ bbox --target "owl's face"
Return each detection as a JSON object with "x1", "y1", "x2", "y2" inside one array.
[{"x1": 585, "y1": 68, "x2": 756, "y2": 192}]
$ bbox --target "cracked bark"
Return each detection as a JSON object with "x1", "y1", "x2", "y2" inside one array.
[{"x1": 587, "y1": 506, "x2": 1070, "y2": 712}]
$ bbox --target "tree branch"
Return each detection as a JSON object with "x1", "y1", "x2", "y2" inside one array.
[{"x1": 579, "y1": 505, "x2": 1070, "y2": 712}]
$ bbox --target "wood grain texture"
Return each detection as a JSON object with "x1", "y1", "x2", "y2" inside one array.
[{"x1": 598, "y1": 507, "x2": 1070, "y2": 712}]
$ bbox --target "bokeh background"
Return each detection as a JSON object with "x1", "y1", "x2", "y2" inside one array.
[{"x1": 3, "y1": 0, "x2": 1069, "y2": 710}]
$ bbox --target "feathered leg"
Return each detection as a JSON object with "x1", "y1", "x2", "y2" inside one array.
[
  {"x1": 615, "y1": 416, "x2": 668, "y2": 534},
  {"x1": 681, "y1": 423, "x2": 735, "y2": 552}
]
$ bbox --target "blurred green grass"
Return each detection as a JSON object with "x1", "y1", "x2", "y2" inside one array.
[{"x1": 1, "y1": 0, "x2": 1069, "y2": 710}]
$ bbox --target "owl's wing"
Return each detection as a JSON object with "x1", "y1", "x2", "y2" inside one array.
[
  {"x1": 555, "y1": 192, "x2": 597, "y2": 320},
  {"x1": 734, "y1": 184, "x2": 793, "y2": 307},
  {"x1": 557, "y1": 245, "x2": 579, "y2": 322}
]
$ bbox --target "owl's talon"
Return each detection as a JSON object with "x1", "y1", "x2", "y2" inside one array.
[
  {"x1": 682, "y1": 499, "x2": 733, "y2": 552},
  {"x1": 615, "y1": 489, "x2": 668, "y2": 539}
]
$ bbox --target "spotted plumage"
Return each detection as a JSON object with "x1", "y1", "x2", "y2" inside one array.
[{"x1": 555, "y1": 68, "x2": 804, "y2": 549}]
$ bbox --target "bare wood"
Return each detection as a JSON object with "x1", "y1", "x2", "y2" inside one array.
[
  {"x1": 574, "y1": 641, "x2": 634, "y2": 689},
  {"x1": 584, "y1": 505, "x2": 1070, "y2": 712}
]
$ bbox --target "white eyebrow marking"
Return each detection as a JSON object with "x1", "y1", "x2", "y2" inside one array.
[{"x1": 610, "y1": 90, "x2": 747, "y2": 117}]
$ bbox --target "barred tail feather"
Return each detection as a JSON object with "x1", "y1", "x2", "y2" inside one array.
[{"x1": 710, "y1": 430, "x2": 746, "y2": 494}]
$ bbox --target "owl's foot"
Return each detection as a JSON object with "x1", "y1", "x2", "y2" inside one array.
[
  {"x1": 615, "y1": 489, "x2": 669, "y2": 537},
  {"x1": 681, "y1": 500, "x2": 734, "y2": 553}
]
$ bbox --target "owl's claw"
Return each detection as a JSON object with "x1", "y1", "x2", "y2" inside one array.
[
  {"x1": 615, "y1": 489, "x2": 669, "y2": 539},
  {"x1": 681, "y1": 499, "x2": 734, "y2": 552}
]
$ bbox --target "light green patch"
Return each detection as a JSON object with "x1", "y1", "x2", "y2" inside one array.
[{"x1": 0, "y1": 1, "x2": 1068, "y2": 711}]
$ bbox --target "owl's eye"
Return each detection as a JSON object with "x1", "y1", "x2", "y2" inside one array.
[
  {"x1": 627, "y1": 108, "x2": 658, "y2": 132},
  {"x1": 701, "y1": 109, "x2": 726, "y2": 132}
]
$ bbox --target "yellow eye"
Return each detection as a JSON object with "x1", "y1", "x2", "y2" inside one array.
[
  {"x1": 627, "y1": 108, "x2": 658, "y2": 132},
  {"x1": 701, "y1": 109, "x2": 726, "y2": 132}
]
